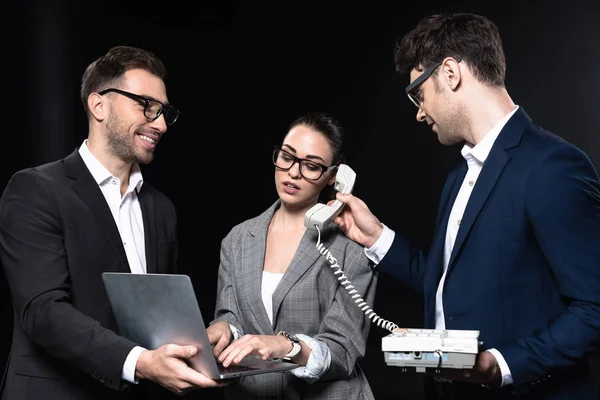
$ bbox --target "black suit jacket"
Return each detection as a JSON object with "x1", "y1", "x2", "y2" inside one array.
[{"x1": 0, "y1": 149, "x2": 179, "y2": 400}]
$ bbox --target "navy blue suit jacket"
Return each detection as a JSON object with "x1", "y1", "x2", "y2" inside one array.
[{"x1": 378, "y1": 108, "x2": 600, "y2": 399}]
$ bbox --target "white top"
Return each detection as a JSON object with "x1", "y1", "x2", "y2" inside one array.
[{"x1": 261, "y1": 271, "x2": 284, "y2": 324}]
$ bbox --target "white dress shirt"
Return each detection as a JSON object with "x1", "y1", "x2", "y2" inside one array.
[
  {"x1": 365, "y1": 106, "x2": 519, "y2": 387},
  {"x1": 78, "y1": 140, "x2": 146, "y2": 384}
]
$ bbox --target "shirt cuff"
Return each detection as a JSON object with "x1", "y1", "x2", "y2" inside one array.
[
  {"x1": 364, "y1": 224, "x2": 395, "y2": 265},
  {"x1": 288, "y1": 334, "x2": 331, "y2": 382},
  {"x1": 229, "y1": 323, "x2": 242, "y2": 341},
  {"x1": 121, "y1": 346, "x2": 146, "y2": 384},
  {"x1": 486, "y1": 348, "x2": 513, "y2": 386}
]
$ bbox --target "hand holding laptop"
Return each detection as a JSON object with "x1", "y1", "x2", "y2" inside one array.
[{"x1": 135, "y1": 343, "x2": 229, "y2": 395}]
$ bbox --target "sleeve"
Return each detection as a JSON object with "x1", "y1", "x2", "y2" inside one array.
[
  {"x1": 0, "y1": 170, "x2": 137, "y2": 391},
  {"x1": 375, "y1": 229, "x2": 428, "y2": 295},
  {"x1": 364, "y1": 223, "x2": 395, "y2": 265},
  {"x1": 211, "y1": 230, "x2": 244, "y2": 334},
  {"x1": 498, "y1": 145, "x2": 600, "y2": 387},
  {"x1": 121, "y1": 346, "x2": 146, "y2": 383},
  {"x1": 486, "y1": 348, "x2": 514, "y2": 386},
  {"x1": 288, "y1": 334, "x2": 332, "y2": 382},
  {"x1": 314, "y1": 236, "x2": 379, "y2": 381}
]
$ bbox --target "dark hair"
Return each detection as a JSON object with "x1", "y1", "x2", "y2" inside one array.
[
  {"x1": 394, "y1": 13, "x2": 506, "y2": 86},
  {"x1": 289, "y1": 111, "x2": 345, "y2": 166},
  {"x1": 80, "y1": 45, "x2": 167, "y2": 115},
  {"x1": 288, "y1": 111, "x2": 345, "y2": 203}
]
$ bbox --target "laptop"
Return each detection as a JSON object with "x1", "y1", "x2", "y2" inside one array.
[{"x1": 101, "y1": 272, "x2": 299, "y2": 380}]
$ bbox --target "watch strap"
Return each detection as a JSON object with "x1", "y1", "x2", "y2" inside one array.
[{"x1": 277, "y1": 331, "x2": 301, "y2": 358}]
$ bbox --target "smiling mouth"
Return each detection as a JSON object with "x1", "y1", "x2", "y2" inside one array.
[{"x1": 138, "y1": 134, "x2": 157, "y2": 144}]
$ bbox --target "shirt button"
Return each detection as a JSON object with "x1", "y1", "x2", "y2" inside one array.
[
  {"x1": 457, "y1": 219, "x2": 461, "y2": 226},
  {"x1": 469, "y1": 180, "x2": 474, "y2": 186}
]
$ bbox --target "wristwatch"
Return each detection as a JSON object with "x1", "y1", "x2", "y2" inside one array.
[{"x1": 277, "y1": 331, "x2": 301, "y2": 358}]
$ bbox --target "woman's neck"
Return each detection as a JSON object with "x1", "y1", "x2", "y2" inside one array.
[{"x1": 270, "y1": 203, "x2": 309, "y2": 232}]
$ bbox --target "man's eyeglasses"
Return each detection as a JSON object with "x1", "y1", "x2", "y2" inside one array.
[
  {"x1": 272, "y1": 146, "x2": 337, "y2": 181},
  {"x1": 98, "y1": 88, "x2": 180, "y2": 125},
  {"x1": 405, "y1": 58, "x2": 462, "y2": 108}
]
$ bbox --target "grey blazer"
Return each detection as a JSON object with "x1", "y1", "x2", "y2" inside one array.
[{"x1": 213, "y1": 200, "x2": 378, "y2": 400}]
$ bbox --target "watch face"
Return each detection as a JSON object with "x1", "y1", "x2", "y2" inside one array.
[{"x1": 279, "y1": 331, "x2": 300, "y2": 343}]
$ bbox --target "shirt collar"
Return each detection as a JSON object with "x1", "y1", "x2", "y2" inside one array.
[
  {"x1": 78, "y1": 140, "x2": 144, "y2": 192},
  {"x1": 461, "y1": 105, "x2": 519, "y2": 164}
]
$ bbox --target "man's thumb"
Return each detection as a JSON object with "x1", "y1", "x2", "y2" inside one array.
[
  {"x1": 184, "y1": 346, "x2": 198, "y2": 358},
  {"x1": 336, "y1": 191, "x2": 351, "y2": 203}
]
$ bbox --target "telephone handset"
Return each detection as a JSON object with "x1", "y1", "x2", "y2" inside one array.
[
  {"x1": 305, "y1": 164, "x2": 399, "y2": 333},
  {"x1": 304, "y1": 164, "x2": 356, "y2": 231}
]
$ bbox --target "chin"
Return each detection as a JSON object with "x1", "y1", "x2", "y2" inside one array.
[
  {"x1": 135, "y1": 155, "x2": 154, "y2": 165},
  {"x1": 135, "y1": 149, "x2": 155, "y2": 165},
  {"x1": 437, "y1": 134, "x2": 462, "y2": 146}
]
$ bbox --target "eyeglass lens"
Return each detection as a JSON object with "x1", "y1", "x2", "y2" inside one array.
[{"x1": 145, "y1": 101, "x2": 179, "y2": 125}]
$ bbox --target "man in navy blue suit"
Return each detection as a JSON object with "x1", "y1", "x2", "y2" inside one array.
[{"x1": 334, "y1": 12, "x2": 600, "y2": 400}]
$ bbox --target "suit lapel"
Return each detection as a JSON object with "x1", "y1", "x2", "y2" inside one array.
[
  {"x1": 241, "y1": 200, "x2": 323, "y2": 334},
  {"x1": 447, "y1": 108, "x2": 530, "y2": 269},
  {"x1": 65, "y1": 150, "x2": 130, "y2": 272},
  {"x1": 436, "y1": 157, "x2": 468, "y2": 230},
  {"x1": 137, "y1": 186, "x2": 157, "y2": 273},
  {"x1": 447, "y1": 150, "x2": 509, "y2": 269},
  {"x1": 242, "y1": 202, "x2": 279, "y2": 335},
  {"x1": 428, "y1": 158, "x2": 468, "y2": 284},
  {"x1": 271, "y1": 228, "x2": 321, "y2": 323}
]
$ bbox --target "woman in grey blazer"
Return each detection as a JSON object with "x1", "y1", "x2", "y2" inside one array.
[{"x1": 206, "y1": 111, "x2": 378, "y2": 399}]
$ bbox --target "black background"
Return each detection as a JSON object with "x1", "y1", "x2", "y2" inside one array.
[{"x1": 2, "y1": 1, "x2": 599, "y2": 399}]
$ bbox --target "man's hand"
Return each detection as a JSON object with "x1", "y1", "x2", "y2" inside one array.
[
  {"x1": 206, "y1": 320, "x2": 233, "y2": 357},
  {"x1": 332, "y1": 192, "x2": 384, "y2": 248},
  {"x1": 135, "y1": 344, "x2": 227, "y2": 395},
  {"x1": 437, "y1": 351, "x2": 502, "y2": 387}
]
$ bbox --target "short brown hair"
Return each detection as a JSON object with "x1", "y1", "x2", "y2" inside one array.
[
  {"x1": 80, "y1": 45, "x2": 167, "y2": 114},
  {"x1": 394, "y1": 13, "x2": 506, "y2": 86}
]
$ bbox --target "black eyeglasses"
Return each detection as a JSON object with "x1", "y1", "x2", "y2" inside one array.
[
  {"x1": 98, "y1": 88, "x2": 180, "y2": 125},
  {"x1": 272, "y1": 146, "x2": 337, "y2": 181},
  {"x1": 405, "y1": 58, "x2": 462, "y2": 108}
]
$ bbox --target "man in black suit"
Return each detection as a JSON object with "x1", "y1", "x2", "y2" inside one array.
[{"x1": 0, "y1": 45, "x2": 223, "y2": 400}]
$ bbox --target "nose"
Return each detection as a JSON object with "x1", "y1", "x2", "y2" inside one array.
[
  {"x1": 288, "y1": 161, "x2": 302, "y2": 178},
  {"x1": 416, "y1": 106, "x2": 427, "y2": 123},
  {"x1": 149, "y1": 113, "x2": 168, "y2": 133}
]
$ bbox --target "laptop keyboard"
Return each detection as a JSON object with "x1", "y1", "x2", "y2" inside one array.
[{"x1": 217, "y1": 363, "x2": 257, "y2": 374}]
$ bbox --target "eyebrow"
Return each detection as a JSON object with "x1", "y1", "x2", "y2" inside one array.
[{"x1": 281, "y1": 144, "x2": 327, "y2": 163}]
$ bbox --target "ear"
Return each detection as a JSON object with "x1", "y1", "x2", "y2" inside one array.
[
  {"x1": 327, "y1": 173, "x2": 336, "y2": 186},
  {"x1": 441, "y1": 57, "x2": 462, "y2": 91},
  {"x1": 87, "y1": 92, "x2": 107, "y2": 122}
]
